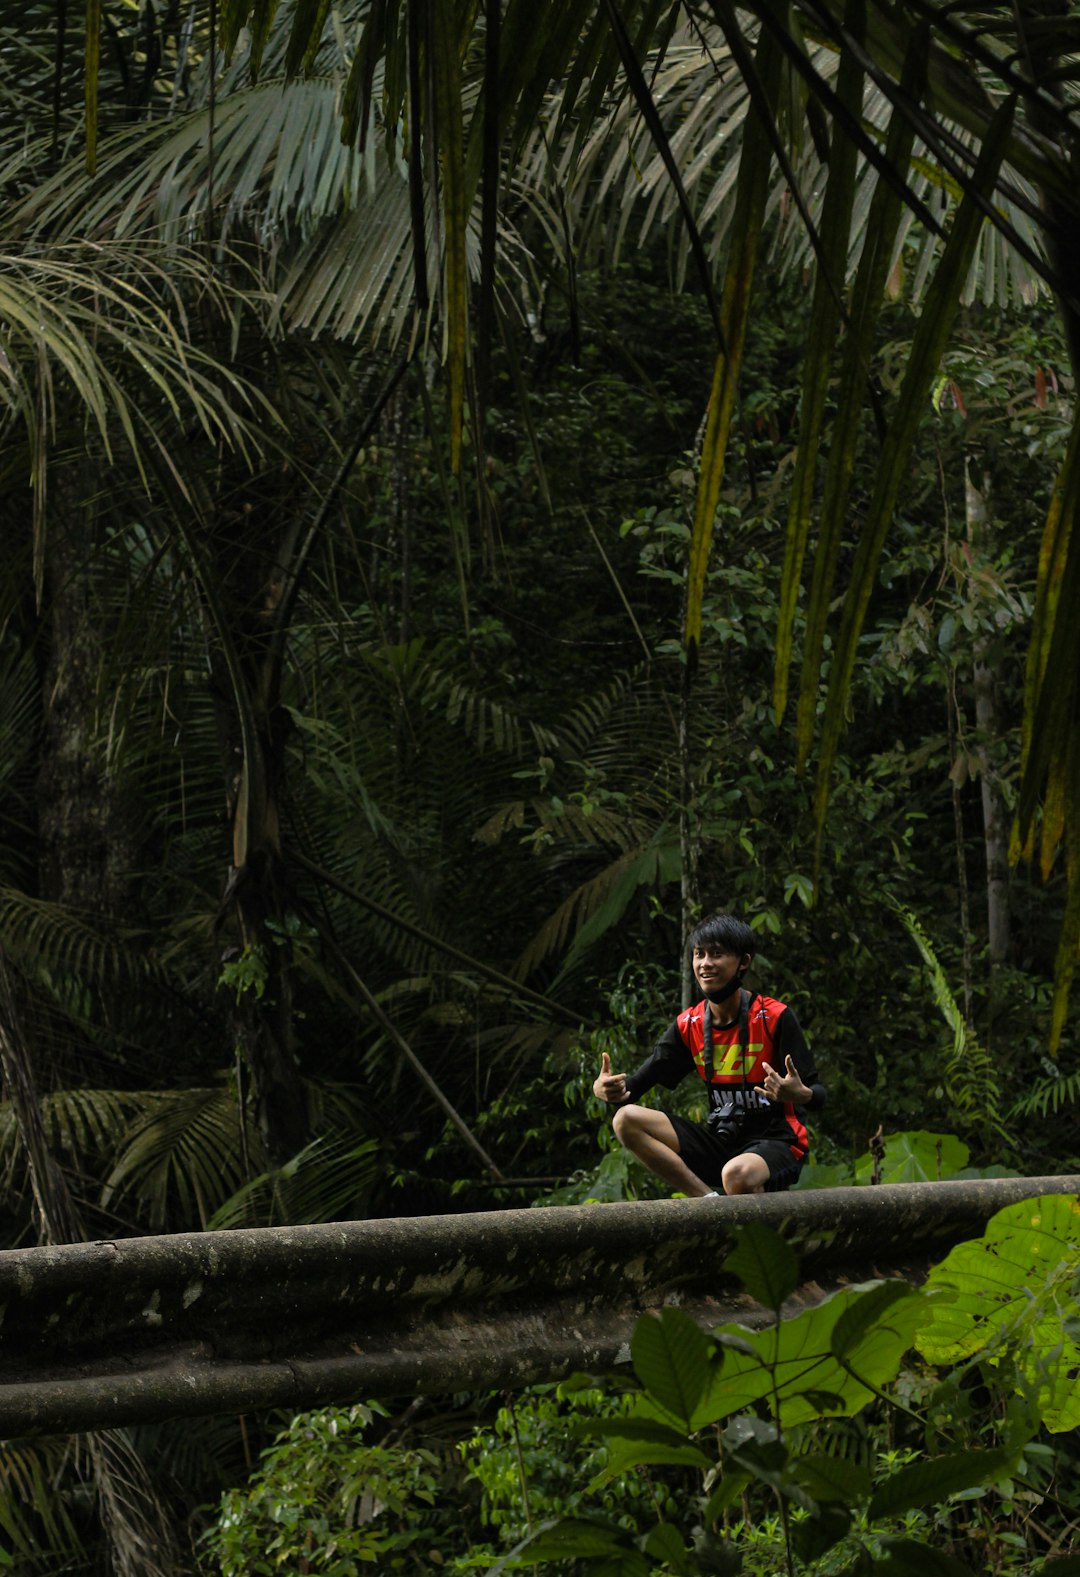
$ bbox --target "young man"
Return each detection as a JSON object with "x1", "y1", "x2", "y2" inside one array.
[{"x1": 592, "y1": 912, "x2": 825, "y2": 1196}]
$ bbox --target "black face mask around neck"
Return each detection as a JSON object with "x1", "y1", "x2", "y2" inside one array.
[{"x1": 703, "y1": 967, "x2": 746, "y2": 1006}]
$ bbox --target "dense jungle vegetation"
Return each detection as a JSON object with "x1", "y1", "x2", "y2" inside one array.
[{"x1": 2, "y1": 0, "x2": 1080, "y2": 1570}]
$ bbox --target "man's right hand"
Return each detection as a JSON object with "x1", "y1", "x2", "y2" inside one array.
[{"x1": 593, "y1": 1052, "x2": 628, "y2": 1104}]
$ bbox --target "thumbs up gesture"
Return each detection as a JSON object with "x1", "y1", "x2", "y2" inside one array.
[{"x1": 593, "y1": 1051, "x2": 628, "y2": 1104}]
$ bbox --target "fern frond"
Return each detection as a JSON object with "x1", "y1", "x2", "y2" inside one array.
[
  {"x1": 1008, "y1": 1065, "x2": 1080, "y2": 1120},
  {"x1": 889, "y1": 899, "x2": 1011, "y2": 1150}
]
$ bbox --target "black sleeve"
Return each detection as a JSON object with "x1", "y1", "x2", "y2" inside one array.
[
  {"x1": 774, "y1": 1007, "x2": 826, "y2": 1111},
  {"x1": 622, "y1": 1019, "x2": 696, "y2": 1102}
]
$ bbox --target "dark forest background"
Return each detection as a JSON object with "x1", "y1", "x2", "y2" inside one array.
[{"x1": 2, "y1": 0, "x2": 1079, "y2": 1569}]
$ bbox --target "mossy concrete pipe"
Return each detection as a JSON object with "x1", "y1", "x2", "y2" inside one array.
[{"x1": 1, "y1": 1176, "x2": 1076, "y2": 1437}]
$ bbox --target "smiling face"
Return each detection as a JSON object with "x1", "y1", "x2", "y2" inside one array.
[{"x1": 693, "y1": 944, "x2": 751, "y2": 1004}]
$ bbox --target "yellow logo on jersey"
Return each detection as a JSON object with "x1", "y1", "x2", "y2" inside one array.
[{"x1": 709, "y1": 1042, "x2": 765, "y2": 1077}]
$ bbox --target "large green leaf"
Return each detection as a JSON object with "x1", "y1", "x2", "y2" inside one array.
[
  {"x1": 791, "y1": 1502, "x2": 852, "y2": 1565},
  {"x1": 870, "y1": 1538, "x2": 977, "y2": 1577},
  {"x1": 793, "y1": 25, "x2": 926, "y2": 767},
  {"x1": 790, "y1": 1452, "x2": 872, "y2": 1504},
  {"x1": 724, "y1": 1221, "x2": 799, "y2": 1310},
  {"x1": 684, "y1": 21, "x2": 783, "y2": 656},
  {"x1": 638, "y1": 1280, "x2": 932, "y2": 1430},
  {"x1": 586, "y1": 1431, "x2": 712, "y2": 1488},
  {"x1": 868, "y1": 1447, "x2": 1019, "y2": 1520},
  {"x1": 631, "y1": 1307, "x2": 718, "y2": 1432},
  {"x1": 773, "y1": 0, "x2": 864, "y2": 720},
  {"x1": 643, "y1": 1521, "x2": 697, "y2": 1576},
  {"x1": 830, "y1": 1277, "x2": 924, "y2": 1361},
  {"x1": 485, "y1": 1515, "x2": 650, "y2": 1575},
  {"x1": 916, "y1": 1193, "x2": 1080, "y2": 1431},
  {"x1": 854, "y1": 1130, "x2": 969, "y2": 1185}
]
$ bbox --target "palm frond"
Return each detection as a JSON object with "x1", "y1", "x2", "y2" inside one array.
[
  {"x1": 0, "y1": 887, "x2": 169, "y2": 989},
  {"x1": 101, "y1": 1085, "x2": 248, "y2": 1231},
  {"x1": 89, "y1": 1429, "x2": 184, "y2": 1577},
  {"x1": 0, "y1": 644, "x2": 39, "y2": 889},
  {"x1": 207, "y1": 1131, "x2": 379, "y2": 1228},
  {"x1": 0, "y1": 1437, "x2": 83, "y2": 1567},
  {"x1": 519, "y1": 827, "x2": 681, "y2": 985},
  {"x1": 0, "y1": 242, "x2": 273, "y2": 592}
]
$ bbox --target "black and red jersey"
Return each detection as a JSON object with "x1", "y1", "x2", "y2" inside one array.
[{"x1": 623, "y1": 992, "x2": 825, "y2": 1158}]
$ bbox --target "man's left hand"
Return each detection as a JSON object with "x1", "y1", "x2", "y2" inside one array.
[{"x1": 761, "y1": 1055, "x2": 811, "y2": 1105}]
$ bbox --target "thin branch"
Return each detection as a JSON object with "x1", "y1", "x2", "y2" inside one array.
[
  {"x1": 601, "y1": 0, "x2": 727, "y2": 354},
  {"x1": 292, "y1": 848, "x2": 592, "y2": 1029},
  {"x1": 320, "y1": 930, "x2": 506, "y2": 1182},
  {"x1": 266, "y1": 351, "x2": 410, "y2": 705}
]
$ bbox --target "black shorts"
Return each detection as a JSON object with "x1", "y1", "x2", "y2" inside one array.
[{"x1": 668, "y1": 1112, "x2": 805, "y2": 1194}]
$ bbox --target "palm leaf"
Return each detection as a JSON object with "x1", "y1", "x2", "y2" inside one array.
[
  {"x1": 518, "y1": 827, "x2": 681, "y2": 985},
  {"x1": 0, "y1": 888, "x2": 170, "y2": 989},
  {"x1": 685, "y1": 22, "x2": 783, "y2": 657},
  {"x1": 812, "y1": 96, "x2": 1017, "y2": 860},
  {"x1": 773, "y1": 0, "x2": 864, "y2": 720},
  {"x1": 206, "y1": 1131, "x2": 379, "y2": 1228},
  {"x1": 101, "y1": 1085, "x2": 249, "y2": 1231},
  {"x1": 0, "y1": 1438, "x2": 83, "y2": 1565},
  {"x1": 793, "y1": 29, "x2": 926, "y2": 767},
  {"x1": 0, "y1": 243, "x2": 270, "y2": 595}
]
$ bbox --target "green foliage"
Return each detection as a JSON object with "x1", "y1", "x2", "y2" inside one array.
[
  {"x1": 218, "y1": 945, "x2": 271, "y2": 1004},
  {"x1": 201, "y1": 1405, "x2": 443, "y2": 1574},
  {"x1": 854, "y1": 1131, "x2": 970, "y2": 1186},
  {"x1": 888, "y1": 901, "x2": 1010, "y2": 1150},
  {"x1": 207, "y1": 1133, "x2": 380, "y2": 1230},
  {"x1": 193, "y1": 1201, "x2": 1080, "y2": 1574},
  {"x1": 0, "y1": 1438, "x2": 84, "y2": 1571},
  {"x1": 723, "y1": 1222, "x2": 799, "y2": 1311},
  {"x1": 917, "y1": 1193, "x2": 1080, "y2": 1431},
  {"x1": 488, "y1": 1203, "x2": 1080, "y2": 1574},
  {"x1": 6, "y1": 0, "x2": 1080, "y2": 1556},
  {"x1": 797, "y1": 1127, "x2": 1019, "y2": 1192}
]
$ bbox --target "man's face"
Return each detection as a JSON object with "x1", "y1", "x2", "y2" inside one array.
[{"x1": 693, "y1": 944, "x2": 750, "y2": 999}]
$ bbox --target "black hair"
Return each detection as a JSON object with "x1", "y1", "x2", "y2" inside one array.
[{"x1": 687, "y1": 911, "x2": 756, "y2": 959}]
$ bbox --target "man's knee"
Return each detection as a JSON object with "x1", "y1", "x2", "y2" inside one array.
[
  {"x1": 612, "y1": 1104, "x2": 677, "y2": 1155},
  {"x1": 612, "y1": 1103, "x2": 642, "y2": 1143},
  {"x1": 721, "y1": 1154, "x2": 768, "y2": 1195}
]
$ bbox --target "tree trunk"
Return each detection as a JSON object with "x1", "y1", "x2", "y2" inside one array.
[
  {"x1": 3, "y1": 1175, "x2": 1074, "y2": 1436},
  {"x1": 36, "y1": 475, "x2": 140, "y2": 916},
  {"x1": 0, "y1": 949, "x2": 82, "y2": 1245},
  {"x1": 964, "y1": 461, "x2": 1010, "y2": 967}
]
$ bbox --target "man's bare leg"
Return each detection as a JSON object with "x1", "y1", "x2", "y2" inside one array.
[
  {"x1": 721, "y1": 1153, "x2": 769, "y2": 1195},
  {"x1": 612, "y1": 1106, "x2": 714, "y2": 1197}
]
